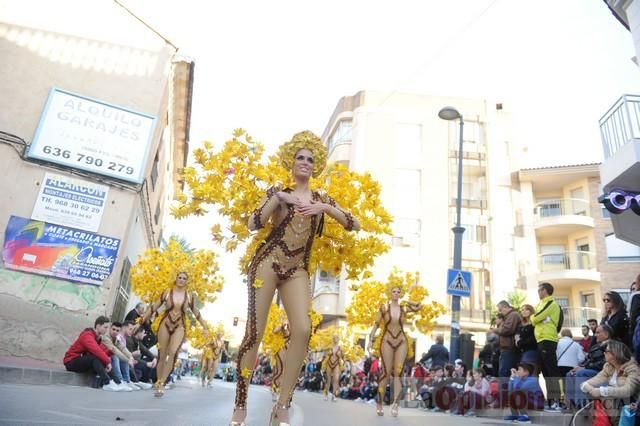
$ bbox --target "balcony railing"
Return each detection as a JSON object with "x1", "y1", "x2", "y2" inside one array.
[
  {"x1": 561, "y1": 307, "x2": 601, "y2": 328},
  {"x1": 534, "y1": 199, "x2": 590, "y2": 218},
  {"x1": 538, "y1": 251, "x2": 596, "y2": 272},
  {"x1": 599, "y1": 94, "x2": 640, "y2": 159}
]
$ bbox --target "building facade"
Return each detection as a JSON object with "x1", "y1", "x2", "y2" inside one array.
[
  {"x1": 0, "y1": 0, "x2": 192, "y2": 362},
  {"x1": 315, "y1": 91, "x2": 640, "y2": 355}
]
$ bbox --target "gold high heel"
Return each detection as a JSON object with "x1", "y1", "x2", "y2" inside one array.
[
  {"x1": 269, "y1": 403, "x2": 290, "y2": 426},
  {"x1": 153, "y1": 381, "x2": 164, "y2": 397},
  {"x1": 376, "y1": 402, "x2": 384, "y2": 416},
  {"x1": 229, "y1": 407, "x2": 247, "y2": 426},
  {"x1": 391, "y1": 402, "x2": 399, "y2": 417}
]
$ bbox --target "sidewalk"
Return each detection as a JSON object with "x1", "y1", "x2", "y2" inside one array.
[{"x1": 0, "y1": 355, "x2": 89, "y2": 386}]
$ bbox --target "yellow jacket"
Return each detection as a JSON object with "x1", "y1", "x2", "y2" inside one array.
[{"x1": 530, "y1": 296, "x2": 560, "y2": 343}]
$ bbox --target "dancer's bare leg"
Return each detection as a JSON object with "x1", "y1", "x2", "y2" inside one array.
[
  {"x1": 155, "y1": 324, "x2": 171, "y2": 386},
  {"x1": 392, "y1": 342, "x2": 408, "y2": 406},
  {"x1": 274, "y1": 270, "x2": 312, "y2": 422},
  {"x1": 230, "y1": 264, "x2": 278, "y2": 423},
  {"x1": 332, "y1": 367, "x2": 340, "y2": 400}
]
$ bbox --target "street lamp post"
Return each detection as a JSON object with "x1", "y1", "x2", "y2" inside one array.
[{"x1": 438, "y1": 106, "x2": 465, "y2": 362}]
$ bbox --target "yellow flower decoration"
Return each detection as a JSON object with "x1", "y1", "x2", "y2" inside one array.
[
  {"x1": 277, "y1": 130, "x2": 327, "y2": 178},
  {"x1": 130, "y1": 238, "x2": 224, "y2": 306},
  {"x1": 346, "y1": 269, "x2": 446, "y2": 335},
  {"x1": 171, "y1": 129, "x2": 392, "y2": 281},
  {"x1": 241, "y1": 367, "x2": 252, "y2": 378},
  {"x1": 253, "y1": 278, "x2": 264, "y2": 289}
]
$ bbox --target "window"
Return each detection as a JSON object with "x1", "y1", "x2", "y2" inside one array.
[
  {"x1": 461, "y1": 224, "x2": 476, "y2": 241},
  {"x1": 111, "y1": 258, "x2": 132, "y2": 322},
  {"x1": 328, "y1": 120, "x2": 352, "y2": 153},
  {"x1": 150, "y1": 151, "x2": 160, "y2": 191},
  {"x1": 393, "y1": 169, "x2": 420, "y2": 214},
  {"x1": 605, "y1": 234, "x2": 640, "y2": 262},
  {"x1": 154, "y1": 202, "x2": 161, "y2": 225},
  {"x1": 394, "y1": 123, "x2": 421, "y2": 168}
]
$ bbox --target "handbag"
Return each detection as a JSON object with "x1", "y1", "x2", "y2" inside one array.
[
  {"x1": 593, "y1": 400, "x2": 611, "y2": 426},
  {"x1": 618, "y1": 405, "x2": 636, "y2": 426}
]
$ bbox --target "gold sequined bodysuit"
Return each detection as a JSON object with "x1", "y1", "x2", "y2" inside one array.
[
  {"x1": 157, "y1": 289, "x2": 199, "y2": 335},
  {"x1": 326, "y1": 346, "x2": 343, "y2": 370}
]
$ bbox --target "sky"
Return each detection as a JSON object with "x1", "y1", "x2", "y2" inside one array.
[{"x1": 122, "y1": 0, "x2": 640, "y2": 324}]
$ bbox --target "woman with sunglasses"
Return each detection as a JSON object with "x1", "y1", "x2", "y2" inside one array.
[{"x1": 601, "y1": 291, "x2": 631, "y2": 347}]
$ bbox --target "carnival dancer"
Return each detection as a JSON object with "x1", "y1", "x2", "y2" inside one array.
[
  {"x1": 229, "y1": 131, "x2": 360, "y2": 426},
  {"x1": 323, "y1": 334, "x2": 344, "y2": 402},
  {"x1": 367, "y1": 283, "x2": 421, "y2": 417},
  {"x1": 201, "y1": 330, "x2": 225, "y2": 387},
  {"x1": 140, "y1": 272, "x2": 208, "y2": 397}
]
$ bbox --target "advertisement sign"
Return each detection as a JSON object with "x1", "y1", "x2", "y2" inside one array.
[
  {"x1": 27, "y1": 88, "x2": 156, "y2": 184},
  {"x1": 3, "y1": 215, "x2": 121, "y2": 286},
  {"x1": 31, "y1": 173, "x2": 109, "y2": 232}
]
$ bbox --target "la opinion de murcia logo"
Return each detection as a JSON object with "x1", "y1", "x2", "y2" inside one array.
[{"x1": 599, "y1": 189, "x2": 640, "y2": 215}]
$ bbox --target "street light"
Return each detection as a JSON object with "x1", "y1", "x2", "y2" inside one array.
[{"x1": 438, "y1": 106, "x2": 465, "y2": 362}]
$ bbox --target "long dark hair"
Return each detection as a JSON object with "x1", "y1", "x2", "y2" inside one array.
[{"x1": 605, "y1": 291, "x2": 626, "y2": 313}]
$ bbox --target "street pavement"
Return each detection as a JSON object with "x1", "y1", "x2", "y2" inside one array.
[{"x1": 0, "y1": 376, "x2": 556, "y2": 426}]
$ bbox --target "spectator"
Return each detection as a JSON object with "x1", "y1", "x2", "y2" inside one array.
[
  {"x1": 124, "y1": 302, "x2": 145, "y2": 323},
  {"x1": 493, "y1": 300, "x2": 522, "y2": 379},
  {"x1": 126, "y1": 302, "x2": 157, "y2": 348},
  {"x1": 564, "y1": 324, "x2": 612, "y2": 408},
  {"x1": 503, "y1": 362, "x2": 544, "y2": 423},
  {"x1": 63, "y1": 316, "x2": 119, "y2": 391},
  {"x1": 419, "y1": 365, "x2": 446, "y2": 410},
  {"x1": 601, "y1": 291, "x2": 630, "y2": 346},
  {"x1": 587, "y1": 318, "x2": 598, "y2": 347},
  {"x1": 454, "y1": 368, "x2": 490, "y2": 417},
  {"x1": 579, "y1": 325, "x2": 592, "y2": 353},
  {"x1": 410, "y1": 361, "x2": 426, "y2": 400},
  {"x1": 360, "y1": 376, "x2": 376, "y2": 401},
  {"x1": 100, "y1": 321, "x2": 135, "y2": 391},
  {"x1": 556, "y1": 329, "x2": 585, "y2": 377},
  {"x1": 515, "y1": 304, "x2": 540, "y2": 375},
  {"x1": 628, "y1": 276, "x2": 640, "y2": 346},
  {"x1": 478, "y1": 332, "x2": 500, "y2": 378},
  {"x1": 581, "y1": 340, "x2": 640, "y2": 425},
  {"x1": 125, "y1": 324, "x2": 155, "y2": 387},
  {"x1": 531, "y1": 282, "x2": 562, "y2": 411},
  {"x1": 420, "y1": 335, "x2": 449, "y2": 368}
]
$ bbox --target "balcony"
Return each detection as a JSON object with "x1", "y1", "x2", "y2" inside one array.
[
  {"x1": 561, "y1": 307, "x2": 601, "y2": 329},
  {"x1": 533, "y1": 199, "x2": 594, "y2": 238},
  {"x1": 599, "y1": 94, "x2": 640, "y2": 246},
  {"x1": 537, "y1": 251, "x2": 600, "y2": 284}
]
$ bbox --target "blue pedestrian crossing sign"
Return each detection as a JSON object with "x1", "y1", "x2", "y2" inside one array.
[{"x1": 447, "y1": 268, "x2": 471, "y2": 297}]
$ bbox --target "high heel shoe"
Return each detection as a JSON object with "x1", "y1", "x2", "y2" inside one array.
[
  {"x1": 153, "y1": 381, "x2": 164, "y2": 397},
  {"x1": 376, "y1": 402, "x2": 384, "y2": 416},
  {"x1": 269, "y1": 403, "x2": 290, "y2": 426},
  {"x1": 229, "y1": 407, "x2": 247, "y2": 426},
  {"x1": 391, "y1": 402, "x2": 399, "y2": 417}
]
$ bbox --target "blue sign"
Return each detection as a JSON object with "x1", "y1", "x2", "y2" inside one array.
[
  {"x1": 3, "y1": 215, "x2": 121, "y2": 286},
  {"x1": 447, "y1": 268, "x2": 471, "y2": 297}
]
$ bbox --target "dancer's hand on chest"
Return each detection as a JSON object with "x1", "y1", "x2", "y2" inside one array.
[{"x1": 297, "y1": 199, "x2": 326, "y2": 216}]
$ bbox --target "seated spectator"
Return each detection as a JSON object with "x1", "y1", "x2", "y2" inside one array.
[
  {"x1": 100, "y1": 321, "x2": 135, "y2": 391},
  {"x1": 581, "y1": 340, "x2": 640, "y2": 425},
  {"x1": 125, "y1": 323, "x2": 155, "y2": 388},
  {"x1": 63, "y1": 316, "x2": 119, "y2": 391},
  {"x1": 503, "y1": 362, "x2": 544, "y2": 423},
  {"x1": 556, "y1": 328, "x2": 586, "y2": 399},
  {"x1": 453, "y1": 368, "x2": 490, "y2": 417},
  {"x1": 564, "y1": 324, "x2": 612, "y2": 408},
  {"x1": 419, "y1": 365, "x2": 448, "y2": 411}
]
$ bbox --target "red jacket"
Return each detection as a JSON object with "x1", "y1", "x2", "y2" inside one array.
[{"x1": 63, "y1": 328, "x2": 112, "y2": 366}]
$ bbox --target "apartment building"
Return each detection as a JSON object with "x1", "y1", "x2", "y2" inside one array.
[{"x1": 0, "y1": 0, "x2": 192, "y2": 362}]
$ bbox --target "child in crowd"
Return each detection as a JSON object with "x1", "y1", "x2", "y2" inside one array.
[{"x1": 504, "y1": 362, "x2": 544, "y2": 424}]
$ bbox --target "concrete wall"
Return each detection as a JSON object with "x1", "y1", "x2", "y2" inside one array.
[{"x1": 0, "y1": 0, "x2": 178, "y2": 363}]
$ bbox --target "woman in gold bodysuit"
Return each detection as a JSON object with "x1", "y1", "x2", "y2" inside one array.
[
  {"x1": 270, "y1": 321, "x2": 290, "y2": 401},
  {"x1": 323, "y1": 334, "x2": 343, "y2": 402},
  {"x1": 229, "y1": 131, "x2": 360, "y2": 426},
  {"x1": 141, "y1": 272, "x2": 208, "y2": 397},
  {"x1": 201, "y1": 331, "x2": 225, "y2": 387},
  {"x1": 367, "y1": 285, "x2": 421, "y2": 417}
]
